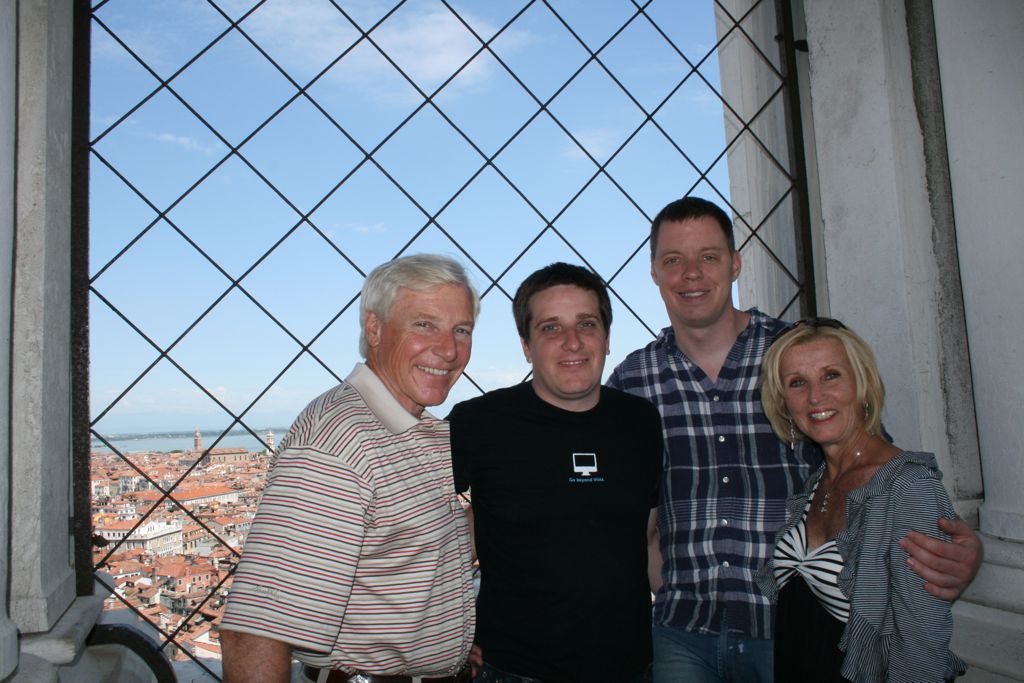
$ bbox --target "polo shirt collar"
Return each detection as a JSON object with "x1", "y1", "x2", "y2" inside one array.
[{"x1": 345, "y1": 362, "x2": 438, "y2": 434}]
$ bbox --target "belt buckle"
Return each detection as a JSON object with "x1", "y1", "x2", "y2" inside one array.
[{"x1": 348, "y1": 675, "x2": 372, "y2": 683}]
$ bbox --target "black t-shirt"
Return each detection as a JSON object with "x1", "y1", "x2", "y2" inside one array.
[{"x1": 448, "y1": 383, "x2": 663, "y2": 683}]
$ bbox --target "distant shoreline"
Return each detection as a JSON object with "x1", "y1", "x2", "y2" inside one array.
[
  {"x1": 91, "y1": 427, "x2": 290, "y2": 443},
  {"x1": 90, "y1": 428, "x2": 291, "y2": 454}
]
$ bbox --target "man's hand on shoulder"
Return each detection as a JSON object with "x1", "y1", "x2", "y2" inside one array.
[
  {"x1": 900, "y1": 517, "x2": 983, "y2": 601},
  {"x1": 221, "y1": 629, "x2": 293, "y2": 683}
]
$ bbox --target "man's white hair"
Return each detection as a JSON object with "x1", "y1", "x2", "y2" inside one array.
[{"x1": 359, "y1": 254, "x2": 480, "y2": 357}]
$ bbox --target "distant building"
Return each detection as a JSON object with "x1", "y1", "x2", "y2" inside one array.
[
  {"x1": 117, "y1": 473, "x2": 147, "y2": 494},
  {"x1": 181, "y1": 523, "x2": 207, "y2": 554},
  {"x1": 175, "y1": 485, "x2": 239, "y2": 508},
  {"x1": 96, "y1": 519, "x2": 183, "y2": 557},
  {"x1": 91, "y1": 477, "x2": 114, "y2": 499},
  {"x1": 205, "y1": 448, "x2": 250, "y2": 466},
  {"x1": 156, "y1": 558, "x2": 215, "y2": 596},
  {"x1": 133, "y1": 484, "x2": 239, "y2": 513}
]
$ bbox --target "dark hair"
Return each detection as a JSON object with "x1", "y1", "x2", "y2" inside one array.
[
  {"x1": 513, "y1": 262, "x2": 612, "y2": 340},
  {"x1": 650, "y1": 196, "x2": 735, "y2": 259}
]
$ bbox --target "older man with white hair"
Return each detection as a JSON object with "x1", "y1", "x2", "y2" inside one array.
[{"x1": 221, "y1": 254, "x2": 479, "y2": 683}]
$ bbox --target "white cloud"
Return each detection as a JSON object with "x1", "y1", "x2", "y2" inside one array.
[
  {"x1": 343, "y1": 221, "x2": 388, "y2": 235},
  {"x1": 241, "y1": 0, "x2": 361, "y2": 69},
  {"x1": 563, "y1": 126, "x2": 621, "y2": 161},
  {"x1": 93, "y1": 0, "x2": 225, "y2": 75},
  {"x1": 154, "y1": 132, "x2": 215, "y2": 153},
  {"x1": 240, "y1": 0, "x2": 531, "y2": 103},
  {"x1": 372, "y1": 5, "x2": 489, "y2": 90},
  {"x1": 684, "y1": 84, "x2": 725, "y2": 115}
]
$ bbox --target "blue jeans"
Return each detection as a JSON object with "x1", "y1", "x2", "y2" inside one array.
[
  {"x1": 474, "y1": 662, "x2": 543, "y2": 683},
  {"x1": 475, "y1": 660, "x2": 649, "y2": 683},
  {"x1": 652, "y1": 624, "x2": 773, "y2": 683}
]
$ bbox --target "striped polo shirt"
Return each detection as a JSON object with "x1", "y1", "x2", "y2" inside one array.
[{"x1": 221, "y1": 363, "x2": 475, "y2": 675}]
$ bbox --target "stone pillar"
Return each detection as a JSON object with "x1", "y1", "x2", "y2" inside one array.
[
  {"x1": 800, "y1": 0, "x2": 1022, "y2": 676},
  {"x1": 10, "y1": 0, "x2": 78, "y2": 633},
  {"x1": 799, "y1": 0, "x2": 983, "y2": 510},
  {"x1": 716, "y1": 0, "x2": 804, "y2": 319},
  {"x1": 933, "y1": 0, "x2": 1024, "y2": 544},
  {"x1": 1, "y1": 0, "x2": 22, "y2": 677}
]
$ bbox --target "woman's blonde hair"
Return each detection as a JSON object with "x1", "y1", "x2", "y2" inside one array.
[{"x1": 760, "y1": 320, "x2": 885, "y2": 443}]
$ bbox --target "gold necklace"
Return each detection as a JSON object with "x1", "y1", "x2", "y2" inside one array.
[
  {"x1": 818, "y1": 486, "x2": 833, "y2": 514},
  {"x1": 818, "y1": 451, "x2": 862, "y2": 514}
]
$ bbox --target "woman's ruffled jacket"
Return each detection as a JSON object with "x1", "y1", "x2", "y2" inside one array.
[{"x1": 756, "y1": 451, "x2": 968, "y2": 682}]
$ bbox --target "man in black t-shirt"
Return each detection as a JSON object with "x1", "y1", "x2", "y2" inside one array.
[{"x1": 449, "y1": 263, "x2": 663, "y2": 683}]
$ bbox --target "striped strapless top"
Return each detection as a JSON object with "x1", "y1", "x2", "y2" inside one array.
[{"x1": 772, "y1": 480, "x2": 850, "y2": 623}]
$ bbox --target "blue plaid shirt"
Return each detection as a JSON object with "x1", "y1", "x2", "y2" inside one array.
[{"x1": 607, "y1": 309, "x2": 821, "y2": 639}]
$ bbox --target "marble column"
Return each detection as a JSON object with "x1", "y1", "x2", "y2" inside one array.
[
  {"x1": 10, "y1": 0, "x2": 78, "y2": 634},
  {"x1": 934, "y1": 0, "x2": 1024, "y2": 544},
  {"x1": 716, "y1": 0, "x2": 808, "y2": 320},
  {"x1": 1, "y1": 0, "x2": 21, "y2": 677}
]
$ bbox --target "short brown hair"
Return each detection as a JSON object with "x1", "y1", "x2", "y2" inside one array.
[
  {"x1": 650, "y1": 196, "x2": 735, "y2": 260},
  {"x1": 512, "y1": 263, "x2": 612, "y2": 340}
]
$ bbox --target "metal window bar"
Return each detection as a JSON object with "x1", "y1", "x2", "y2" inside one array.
[{"x1": 82, "y1": 0, "x2": 813, "y2": 678}]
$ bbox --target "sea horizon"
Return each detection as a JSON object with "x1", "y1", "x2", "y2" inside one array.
[{"x1": 91, "y1": 427, "x2": 290, "y2": 455}]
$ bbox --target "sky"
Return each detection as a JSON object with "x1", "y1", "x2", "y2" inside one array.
[{"x1": 88, "y1": 0, "x2": 735, "y2": 440}]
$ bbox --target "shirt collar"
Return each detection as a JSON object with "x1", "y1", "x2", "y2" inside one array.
[
  {"x1": 655, "y1": 325, "x2": 675, "y2": 349},
  {"x1": 345, "y1": 362, "x2": 439, "y2": 434},
  {"x1": 655, "y1": 307, "x2": 771, "y2": 350}
]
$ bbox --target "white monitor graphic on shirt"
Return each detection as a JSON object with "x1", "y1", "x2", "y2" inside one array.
[{"x1": 572, "y1": 452, "x2": 598, "y2": 476}]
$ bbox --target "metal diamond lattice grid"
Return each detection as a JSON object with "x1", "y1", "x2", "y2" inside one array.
[{"x1": 87, "y1": 0, "x2": 807, "y2": 678}]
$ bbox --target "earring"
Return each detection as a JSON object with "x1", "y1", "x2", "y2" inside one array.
[
  {"x1": 864, "y1": 402, "x2": 869, "y2": 421},
  {"x1": 788, "y1": 419, "x2": 796, "y2": 449}
]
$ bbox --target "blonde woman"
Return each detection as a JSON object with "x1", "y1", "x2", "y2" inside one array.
[{"x1": 756, "y1": 319, "x2": 966, "y2": 682}]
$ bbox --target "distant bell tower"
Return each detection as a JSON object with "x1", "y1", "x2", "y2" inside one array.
[
  {"x1": 265, "y1": 430, "x2": 274, "y2": 454},
  {"x1": 194, "y1": 427, "x2": 202, "y2": 453}
]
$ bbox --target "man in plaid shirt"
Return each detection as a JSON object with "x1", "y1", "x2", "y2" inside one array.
[{"x1": 607, "y1": 196, "x2": 982, "y2": 682}]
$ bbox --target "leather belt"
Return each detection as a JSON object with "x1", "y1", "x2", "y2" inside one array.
[{"x1": 301, "y1": 665, "x2": 471, "y2": 683}]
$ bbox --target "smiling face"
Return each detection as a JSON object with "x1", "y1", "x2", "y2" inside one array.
[
  {"x1": 651, "y1": 216, "x2": 741, "y2": 332},
  {"x1": 364, "y1": 283, "x2": 474, "y2": 417},
  {"x1": 521, "y1": 284, "x2": 609, "y2": 412},
  {"x1": 780, "y1": 337, "x2": 865, "y2": 454}
]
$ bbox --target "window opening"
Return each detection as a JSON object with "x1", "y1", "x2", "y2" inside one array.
[{"x1": 84, "y1": 1, "x2": 810, "y2": 678}]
